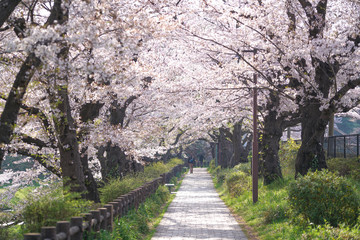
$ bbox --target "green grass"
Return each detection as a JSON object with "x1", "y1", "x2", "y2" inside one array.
[
  {"x1": 1, "y1": 158, "x2": 185, "y2": 240},
  {"x1": 92, "y1": 171, "x2": 185, "y2": 240},
  {"x1": 209, "y1": 153, "x2": 360, "y2": 240},
  {"x1": 100, "y1": 158, "x2": 184, "y2": 203},
  {"x1": 220, "y1": 176, "x2": 300, "y2": 239}
]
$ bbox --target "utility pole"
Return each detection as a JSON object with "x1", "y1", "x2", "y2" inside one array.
[
  {"x1": 243, "y1": 49, "x2": 258, "y2": 203},
  {"x1": 252, "y1": 73, "x2": 258, "y2": 203}
]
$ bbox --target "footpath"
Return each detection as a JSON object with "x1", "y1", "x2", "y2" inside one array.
[{"x1": 152, "y1": 168, "x2": 247, "y2": 240}]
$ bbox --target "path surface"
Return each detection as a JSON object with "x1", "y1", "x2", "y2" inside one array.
[{"x1": 152, "y1": 168, "x2": 247, "y2": 240}]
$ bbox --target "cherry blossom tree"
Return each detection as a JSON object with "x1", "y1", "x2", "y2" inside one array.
[{"x1": 168, "y1": 0, "x2": 360, "y2": 179}]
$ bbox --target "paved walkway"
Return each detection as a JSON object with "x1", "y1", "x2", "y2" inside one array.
[{"x1": 152, "y1": 168, "x2": 247, "y2": 240}]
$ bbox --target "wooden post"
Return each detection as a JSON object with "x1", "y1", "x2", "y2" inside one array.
[
  {"x1": 24, "y1": 233, "x2": 41, "y2": 240},
  {"x1": 116, "y1": 198, "x2": 125, "y2": 217},
  {"x1": 104, "y1": 204, "x2": 114, "y2": 231},
  {"x1": 109, "y1": 202, "x2": 119, "y2": 217},
  {"x1": 70, "y1": 217, "x2": 83, "y2": 240},
  {"x1": 56, "y1": 221, "x2": 70, "y2": 240},
  {"x1": 99, "y1": 208, "x2": 107, "y2": 230},
  {"x1": 90, "y1": 210, "x2": 101, "y2": 232},
  {"x1": 122, "y1": 195, "x2": 129, "y2": 214},
  {"x1": 127, "y1": 193, "x2": 133, "y2": 209},
  {"x1": 83, "y1": 213, "x2": 92, "y2": 233},
  {"x1": 41, "y1": 226, "x2": 56, "y2": 239},
  {"x1": 118, "y1": 196, "x2": 127, "y2": 216},
  {"x1": 138, "y1": 187, "x2": 143, "y2": 204},
  {"x1": 132, "y1": 190, "x2": 138, "y2": 209}
]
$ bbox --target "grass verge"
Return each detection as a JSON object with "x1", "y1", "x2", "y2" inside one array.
[
  {"x1": 92, "y1": 170, "x2": 186, "y2": 240},
  {"x1": 209, "y1": 159, "x2": 360, "y2": 240}
]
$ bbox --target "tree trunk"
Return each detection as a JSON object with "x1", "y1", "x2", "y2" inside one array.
[
  {"x1": 328, "y1": 113, "x2": 334, "y2": 137},
  {"x1": 218, "y1": 128, "x2": 233, "y2": 168},
  {"x1": 0, "y1": 53, "x2": 41, "y2": 169},
  {"x1": 261, "y1": 90, "x2": 301, "y2": 184},
  {"x1": 97, "y1": 143, "x2": 125, "y2": 180},
  {"x1": 80, "y1": 147, "x2": 100, "y2": 202},
  {"x1": 50, "y1": 86, "x2": 87, "y2": 194},
  {"x1": 0, "y1": 0, "x2": 22, "y2": 28},
  {"x1": 232, "y1": 122, "x2": 242, "y2": 166},
  {"x1": 295, "y1": 102, "x2": 328, "y2": 176},
  {"x1": 97, "y1": 142, "x2": 143, "y2": 181},
  {"x1": 262, "y1": 109, "x2": 283, "y2": 184},
  {"x1": 231, "y1": 120, "x2": 251, "y2": 167}
]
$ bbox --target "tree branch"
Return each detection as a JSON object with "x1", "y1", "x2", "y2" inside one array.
[
  {"x1": 16, "y1": 148, "x2": 61, "y2": 177},
  {"x1": 232, "y1": 17, "x2": 285, "y2": 55},
  {"x1": 330, "y1": 77, "x2": 360, "y2": 112},
  {"x1": 0, "y1": 0, "x2": 22, "y2": 28}
]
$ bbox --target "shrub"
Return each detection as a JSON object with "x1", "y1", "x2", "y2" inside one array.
[
  {"x1": 100, "y1": 159, "x2": 181, "y2": 203},
  {"x1": 208, "y1": 159, "x2": 216, "y2": 173},
  {"x1": 301, "y1": 223, "x2": 360, "y2": 240},
  {"x1": 263, "y1": 204, "x2": 288, "y2": 224},
  {"x1": 100, "y1": 176, "x2": 143, "y2": 203},
  {"x1": 215, "y1": 166, "x2": 227, "y2": 183},
  {"x1": 279, "y1": 139, "x2": 301, "y2": 177},
  {"x1": 233, "y1": 162, "x2": 251, "y2": 175},
  {"x1": 288, "y1": 170, "x2": 359, "y2": 227},
  {"x1": 327, "y1": 157, "x2": 360, "y2": 180},
  {"x1": 22, "y1": 184, "x2": 93, "y2": 233},
  {"x1": 166, "y1": 158, "x2": 184, "y2": 168},
  {"x1": 155, "y1": 185, "x2": 170, "y2": 203},
  {"x1": 0, "y1": 225, "x2": 23, "y2": 240},
  {"x1": 225, "y1": 171, "x2": 251, "y2": 197},
  {"x1": 143, "y1": 162, "x2": 169, "y2": 179},
  {"x1": 107, "y1": 185, "x2": 171, "y2": 240}
]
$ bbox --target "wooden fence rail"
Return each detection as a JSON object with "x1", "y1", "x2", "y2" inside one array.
[{"x1": 23, "y1": 164, "x2": 185, "y2": 240}]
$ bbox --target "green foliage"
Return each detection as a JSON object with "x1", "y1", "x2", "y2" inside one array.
[
  {"x1": 0, "y1": 225, "x2": 23, "y2": 240},
  {"x1": 263, "y1": 203, "x2": 288, "y2": 224},
  {"x1": 10, "y1": 186, "x2": 37, "y2": 205},
  {"x1": 233, "y1": 162, "x2": 251, "y2": 175},
  {"x1": 214, "y1": 166, "x2": 228, "y2": 184},
  {"x1": 225, "y1": 171, "x2": 251, "y2": 197},
  {"x1": 100, "y1": 176, "x2": 143, "y2": 203},
  {"x1": 143, "y1": 162, "x2": 169, "y2": 179},
  {"x1": 208, "y1": 159, "x2": 216, "y2": 173},
  {"x1": 22, "y1": 183, "x2": 93, "y2": 233},
  {"x1": 288, "y1": 170, "x2": 359, "y2": 227},
  {"x1": 100, "y1": 159, "x2": 182, "y2": 203},
  {"x1": 166, "y1": 158, "x2": 184, "y2": 168},
  {"x1": 327, "y1": 157, "x2": 360, "y2": 180},
  {"x1": 279, "y1": 139, "x2": 301, "y2": 177},
  {"x1": 301, "y1": 223, "x2": 360, "y2": 240},
  {"x1": 209, "y1": 162, "x2": 360, "y2": 239},
  {"x1": 95, "y1": 185, "x2": 172, "y2": 240},
  {"x1": 247, "y1": 150, "x2": 252, "y2": 163}
]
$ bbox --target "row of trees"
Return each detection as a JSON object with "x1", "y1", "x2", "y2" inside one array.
[
  {"x1": 0, "y1": 0, "x2": 359, "y2": 202},
  {"x1": 153, "y1": 0, "x2": 360, "y2": 183}
]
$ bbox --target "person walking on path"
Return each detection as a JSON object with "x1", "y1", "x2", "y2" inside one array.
[
  {"x1": 188, "y1": 155, "x2": 195, "y2": 173},
  {"x1": 152, "y1": 168, "x2": 247, "y2": 240}
]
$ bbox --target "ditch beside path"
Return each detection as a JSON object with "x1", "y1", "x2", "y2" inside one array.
[{"x1": 152, "y1": 168, "x2": 247, "y2": 240}]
